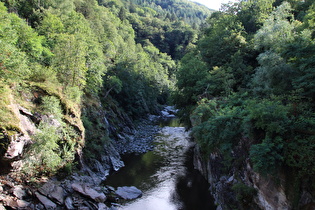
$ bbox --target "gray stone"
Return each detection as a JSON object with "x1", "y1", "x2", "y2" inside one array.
[
  {"x1": 4, "y1": 135, "x2": 27, "y2": 159},
  {"x1": 226, "y1": 175, "x2": 234, "y2": 184},
  {"x1": 18, "y1": 106, "x2": 33, "y2": 116},
  {"x1": 35, "y1": 192, "x2": 57, "y2": 209},
  {"x1": 115, "y1": 186, "x2": 142, "y2": 200},
  {"x1": 36, "y1": 203, "x2": 45, "y2": 209},
  {"x1": 98, "y1": 203, "x2": 108, "y2": 210},
  {"x1": 72, "y1": 183, "x2": 106, "y2": 203},
  {"x1": 39, "y1": 181, "x2": 65, "y2": 204},
  {"x1": 12, "y1": 185, "x2": 26, "y2": 199},
  {"x1": 78, "y1": 207, "x2": 89, "y2": 210},
  {"x1": 65, "y1": 197, "x2": 75, "y2": 210}
]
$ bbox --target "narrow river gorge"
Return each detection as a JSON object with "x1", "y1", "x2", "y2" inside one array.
[{"x1": 105, "y1": 118, "x2": 216, "y2": 210}]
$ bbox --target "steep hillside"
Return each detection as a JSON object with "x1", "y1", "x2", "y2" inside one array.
[
  {"x1": 0, "y1": 0, "x2": 211, "y2": 208},
  {"x1": 174, "y1": 0, "x2": 315, "y2": 208}
]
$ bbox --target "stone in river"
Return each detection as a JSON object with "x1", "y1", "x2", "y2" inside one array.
[{"x1": 115, "y1": 186, "x2": 142, "y2": 200}]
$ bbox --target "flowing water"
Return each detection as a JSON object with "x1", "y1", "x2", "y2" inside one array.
[{"x1": 105, "y1": 118, "x2": 216, "y2": 210}]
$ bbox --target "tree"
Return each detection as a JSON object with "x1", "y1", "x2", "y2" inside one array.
[
  {"x1": 254, "y1": 2, "x2": 297, "y2": 52},
  {"x1": 198, "y1": 12, "x2": 247, "y2": 68},
  {"x1": 251, "y1": 51, "x2": 294, "y2": 95},
  {"x1": 52, "y1": 33, "x2": 87, "y2": 89},
  {"x1": 237, "y1": 0, "x2": 275, "y2": 33}
]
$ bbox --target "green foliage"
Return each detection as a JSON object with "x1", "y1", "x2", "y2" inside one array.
[
  {"x1": 250, "y1": 137, "x2": 284, "y2": 175},
  {"x1": 0, "y1": 42, "x2": 29, "y2": 81},
  {"x1": 236, "y1": 0, "x2": 275, "y2": 33},
  {"x1": 52, "y1": 33, "x2": 88, "y2": 89},
  {"x1": 0, "y1": 82, "x2": 20, "y2": 131},
  {"x1": 251, "y1": 51, "x2": 294, "y2": 95},
  {"x1": 172, "y1": 0, "x2": 315, "y2": 205},
  {"x1": 285, "y1": 135, "x2": 315, "y2": 177},
  {"x1": 191, "y1": 99, "x2": 242, "y2": 158},
  {"x1": 244, "y1": 99, "x2": 290, "y2": 135},
  {"x1": 232, "y1": 182, "x2": 257, "y2": 205},
  {"x1": 81, "y1": 112, "x2": 109, "y2": 160},
  {"x1": 303, "y1": 3, "x2": 315, "y2": 36},
  {"x1": 40, "y1": 96, "x2": 63, "y2": 120},
  {"x1": 24, "y1": 122, "x2": 62, "y2": 175},
  {"x1": 0, "y1": 129, "x2": 10, "y2": 157},
  {"x1": 254, "y1": 2, "x2": 297, "y2": 52},
  {"x1": 199, "y1": 12, "x2": 247, "y2": 68}
]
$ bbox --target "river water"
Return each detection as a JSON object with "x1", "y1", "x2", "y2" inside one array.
[{"x1": 105, "y1": 118, "x2": 216, "y2": 210}]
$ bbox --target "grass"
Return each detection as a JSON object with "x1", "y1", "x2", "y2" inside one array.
[{"x1": 0, "y1": 80, "x2": 20, "y2": 133}]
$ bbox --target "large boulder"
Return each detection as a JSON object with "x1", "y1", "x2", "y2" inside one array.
[
  {"x1": 38, "y1": 181, "x2": 65, "y2": 205},
  {"x1": 35, "y1": 192, "x2": 57, "y2": 209},
  {"x1": 72, "y1": 183, "x2": 106, "y2": 203},
  {"x1": 115, "y1": 186, "x2": 142, "y2": 200}
]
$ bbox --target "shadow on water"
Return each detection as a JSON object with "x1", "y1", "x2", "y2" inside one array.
[
  {"x1": 105, "y1": 117, "x2": 216, "y2": 210},
  {"x1": 171, "y1": 147, "x2": 216, "y2": 210},
  {"x1": 105, "y1": 151, "x2": 164, "y2": 191}
]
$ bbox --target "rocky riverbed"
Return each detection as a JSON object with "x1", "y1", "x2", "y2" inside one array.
[{"x1": 0, "y1": 107, "x2": 176, "y2": 209}]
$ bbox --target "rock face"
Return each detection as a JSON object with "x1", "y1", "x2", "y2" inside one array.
[
  {"x1": 3, "y1": 105, "x2": 36, "y2": 160},
  {"x1": 0, "y1": 102, "x2": 167, "y2": 209},
  {"x1": 115, "y1": 186, "x2": 142, "y2": 200},
  {"x1": 245, "y1": 162, "x2": 290, "y2": 210},
  {"x1": 193, "y1": 145, "x2": 314, "y2": 210}
]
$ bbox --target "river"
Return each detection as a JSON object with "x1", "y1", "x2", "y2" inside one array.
[{"x1": 105, "y1": 118, "x2": 216, "y2": 210}]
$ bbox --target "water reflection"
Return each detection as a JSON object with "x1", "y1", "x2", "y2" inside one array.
[
  {"x1": 105, "y1": 125, "x2": 216, "y2": 210},
  {"x1": 158, "y1": 117, "x2": 185, "y2": 128}
]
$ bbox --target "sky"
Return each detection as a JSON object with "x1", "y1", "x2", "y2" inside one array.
[{"x1": 189, "y1": 0, "x2": 235, "y2": 10}]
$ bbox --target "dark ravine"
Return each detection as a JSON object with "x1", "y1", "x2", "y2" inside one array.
[
  {"x1": 0, "y1": 106, "x2": 176, "y2": 209},
  {"x1": 104, "y1": 111, "x2": 216, "y2": 210}
]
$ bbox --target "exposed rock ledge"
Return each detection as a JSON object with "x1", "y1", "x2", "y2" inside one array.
[
  {"x1": 0, "y1": 105, "x2": 172, "y2": 209},
  {"x1": 193, "y1": 145, "x2": 315, "y2": 210},
  {"x1": 0, "y1": 176, "x2": 143, "y2": 209}
]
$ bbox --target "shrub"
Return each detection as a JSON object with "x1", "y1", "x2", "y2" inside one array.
[
  {"x1": 24, "y1": 122, "x2": 62, "y2": 175},
  {"x1": 232, "y1": 182, "x2": 257, "y2": 205},
  {"x1": 249, "y1": 136, "x2": 284, "y2": 175},
  {"x1": 40, "y1": 96, "x2": 62, "y2": 120},
  {"x1": 191, "y1": 99, "x2": 242, "y2": 160}
]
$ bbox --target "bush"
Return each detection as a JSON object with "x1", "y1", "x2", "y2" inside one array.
[
  {"x1": 244, "y1": 99, "x2": 290, "y2": 135},
  {"x1": 249, "y1": 136, "x2": 284, "y2": 175},
  {"x1": 232, "y1": 182, "x2": 257, "y2": 205},
  {"x1": 285, "y1": 135, "x2": 315, "y2": 177},
  {"x1": 191, "y1": 99, "x2": 242, "y2": 160},
  {"x1": 40, "y1": 96, "x2": 62, "y2": 120},
  {"x1": 24, "y1": 122, "x2": 62, "y2": 175},
  {"x1": 29, "y1": 64, "x2": 57, "y2": 83}
]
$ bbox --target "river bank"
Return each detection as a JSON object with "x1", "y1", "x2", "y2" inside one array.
[
  {"x1": 0, "y1": 107, "x2": 182, "y2": 209},
  {"x1": 105, "y1": 115, "x2": 216, "y2": 210}
]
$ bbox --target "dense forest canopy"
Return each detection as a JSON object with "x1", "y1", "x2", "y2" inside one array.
[
  {"x1": 174, "y1": 0, "x2": 315, "y2": 207},
  {"x1": 0, "y1": 0, "x2": 211, "y2": 175},
  {"x1": 0, "y1": 0, "x2": 315, "y2": 208}
]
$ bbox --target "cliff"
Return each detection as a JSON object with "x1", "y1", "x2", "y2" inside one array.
[{"x1": 193, "y1": 145, "x2": 315, "y2": 210}]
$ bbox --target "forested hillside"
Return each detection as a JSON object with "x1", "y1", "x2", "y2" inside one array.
[
  {"x1": 174, "y1": 0, "x2": 315, "y2": 208},
  {"x1": 0, "y1": 0, "x2": 210, "y2": 178},
  {"x1": 1, "y1": 0, "x2": 315, "y2": 209}
]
